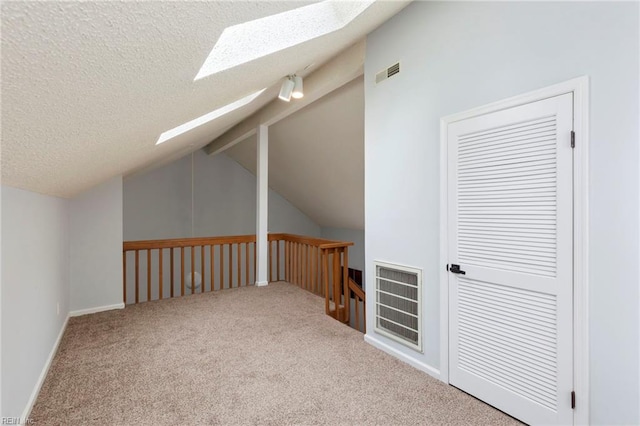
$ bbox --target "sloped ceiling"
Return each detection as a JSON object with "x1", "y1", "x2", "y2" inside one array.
[
  {"x1": 226, "y1": 77, "x2": 364, "y2": 230},
  {"x1": 1, "y1": 1, "x2": 409, "y2": 198}
]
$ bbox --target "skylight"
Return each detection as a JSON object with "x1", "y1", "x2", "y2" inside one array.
[
  {"x1": 194, "y1": 0, "x2": 375, "y2": 80},
  {"x1": 156, "y1": 89, "x2": 265, "y2": 145}
]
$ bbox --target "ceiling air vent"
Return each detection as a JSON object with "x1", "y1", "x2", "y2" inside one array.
[
  {"x1": 375, "y1": 62, "x2": 401, "y2": 84},
  {"x1": 374, "y1": 261, "x2": 422, "y2": 352}
]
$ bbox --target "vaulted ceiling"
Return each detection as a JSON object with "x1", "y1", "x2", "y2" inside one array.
[
  {"x1": 226, "y1": 77, "x2": 364, "y2": 230},
  {"x1": 1, "y1": 1, "x2": 409, "y2": 198}
]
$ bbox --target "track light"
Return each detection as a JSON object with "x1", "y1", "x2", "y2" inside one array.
[
  {"x1": 292, "y1": 76, "x2": 304, "y2": 99},
  {"x1": 278, "y1": 76, "x2": 295, "y2": 102},
  {"x1": 279, "y1": 75, "x2": 304, "y2": 102}
]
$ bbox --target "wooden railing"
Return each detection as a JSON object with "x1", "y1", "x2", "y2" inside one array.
[
  {"x1": 123, "y1": 235, "x2": 259, "y2": 304},
  {"x1": 277, "y1": 235, "x2": 353, "y2": 323},
  {"x1": 123, "y1": 233, "x2": 361, "y2": 330}
]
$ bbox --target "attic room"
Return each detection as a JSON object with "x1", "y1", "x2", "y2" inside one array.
[{"x1": 1, "y1": 1, "x2": 639, "y2": 425}]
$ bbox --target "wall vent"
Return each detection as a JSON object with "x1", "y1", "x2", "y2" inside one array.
[
  {"x1": 374, "y1": 261, "x2": 422, "y2": 352},
  {"x1": 375, "y1": 62, "x2": 401, "y2": 84}
]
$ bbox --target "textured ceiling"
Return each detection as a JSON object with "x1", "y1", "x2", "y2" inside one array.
[
  {"x1": 1, "y1": 1, "x2": 409, "y2": 198},
  {"x1": 226, "y1": 77, "x2": 364, "y2": 230}
]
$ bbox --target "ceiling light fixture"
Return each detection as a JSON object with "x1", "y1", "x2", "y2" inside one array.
[
  {"x1": 278, "y1": 76, "x2": 295, "y2": 102},
  {"x1": 279, "y1": 75, "x2": 303, "y2": 102},
  {"x1": 292, "y1": 75, "x2": 304, "y2": 99}
]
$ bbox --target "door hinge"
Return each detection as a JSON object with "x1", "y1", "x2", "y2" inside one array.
[
  {"x1": 571, "y1": 131, "x2": 575, "y2": 148},
  {"x1": 571, "y1": 391, "x2": 576, "y2": 409}
]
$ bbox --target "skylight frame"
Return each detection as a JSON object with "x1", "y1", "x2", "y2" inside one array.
[{"x1": 194, "y1": 0, "x2": 375, "y2": 80}]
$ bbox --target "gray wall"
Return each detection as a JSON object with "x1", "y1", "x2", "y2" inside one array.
[
  {"x1": 123, "y1": 150, "x2": 321, "y2": 241},
  {"x1": 122, "y1": 150, "x2": 321, "y2": 303},
  {"x1": 70, "y1": 176, "x2": 124, "y2": 312},
  {"x1": 321, "y1": 227, "x2": 364, "y2": 275},
  {"x1": 1, "y1": 186, "x2": 70, "y2": 418},
  {"x1": 364, "y1": 2, "x2": 639, "y2": 425}
]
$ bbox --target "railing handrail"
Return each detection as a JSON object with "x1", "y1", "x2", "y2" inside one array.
[
  {"x1": 348, "y1": 277, "x2": 365, "y2": 300},
  {"x1": 123, "y1": 234, "x2": 256, "y2": 251},
  {"x1": 123, "y1": 233, "x2": 353, "y2": 252}
]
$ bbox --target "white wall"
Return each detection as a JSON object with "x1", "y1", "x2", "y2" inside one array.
[
  {"x1": 364, "y1": 2, "x2": 639, "y2": 425},
  {"x1": 124, "y1": 150, "x2": 321, "y2": 240},
  {"x1": 70, "y1": 176, "x2": 123, "y2": 312},
  {"x1": 1, "y1": 186, "x2": 70, "y2": 418},
  {"x1": 321, "y1": 227, "x2": 364, "y2": 275}
]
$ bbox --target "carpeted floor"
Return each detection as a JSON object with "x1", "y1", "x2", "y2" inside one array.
[{"x1": 31, "y1": 282, "x2": 520, "y2": 425}]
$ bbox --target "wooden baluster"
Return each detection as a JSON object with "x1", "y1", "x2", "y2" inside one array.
[
  {"x1": 302, "y1": 244, "x2": 306, "y2": 290},
  {"x1": 123, "y1": 251, "x2": 127, "y2": 304},
  {"x1": 181, "y1": 247, "x2": 185, "y2": 297},
  {"x1": 191, "y1": 246, "x2": 195, "y2": 295},
  {"x1": 311, "y1": 246, "x2": 316, "y2": 295},
  {"x1": 294, "y1": 243, "x2": 299, "y2": 285},
  {"x1": 268, "y1": 240, "x2": 273, "y2": 282},
  {"x1": 298, "y1": 244, "x2": 301, "y2": 287},
  {"x1": 303, "y1": 244, "x2": 307, "y2": 290},
  {"x1": 201, "y1": 245, "x2": 205, "y2": 293},
  {"x1": 286, "y1": 241, "x2": 290, "y2": 282},
  {"x1": 355, "y1": 292, "x2": 360, "y2": 331},
  {"x1": 298, "y1": 243, "x2": 302, "y2": 286},
  {"x1": 312, "y1": 246, "x2": 315, "y2": 292},
  {"x1": 245, "y1": 243, "x2": 249, "y2": 286},
  {"x1": 277, "y1": 240, "x2": 281, "y2": 281},
  {"x1": 170, "y1": 248, "x2": 174, "y2": 298},
  {"x1": 307, "y1": 244, "x2": 311, "y2": 291},
  {"x1": 304, "y1": 244, "x2": 311, "y2": 291},
  {"x1": 135, "y1": 250, "x2": 140, "y2": 303},
  {"x1": 343, "y1": 248, "x2": 349, "y2": 323},
  {"x1": 237, "y1": 243, "x2": 241, "y2": 287},
  {"x1": 159, "y1": 248, "x2": 163, "y2": 300},
  {"x1": 228, "y1": 244, "x2": 232, "y2": 288},
  {"x1": 316, "y1": 247, "x2": 321, "y2": 295},
  {"x1": 333, "y1": 249, "x2": 340, "y2": 319},
  {"x1": 322, "y1": 249, "x2": 330, "y2": 315},
  {"x1": 210, "y1": 245, "x2": 214, "y2": 292},
  {"x1": 147, "y1": 249, "x2": 152, "y2": 302},
  {"x1": 363, "y1": 297, "x2": 366, "y2": 331},
  {"x1": 220, "y1": 245, "x2": 224, "y2": 290}
]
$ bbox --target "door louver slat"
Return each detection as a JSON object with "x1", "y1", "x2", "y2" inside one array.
[
  {"x1": 458, "y1": 278, "x2": 558, "y2": 411},
  {"x1": 457, "y1": 115, "x2": 558, "y2": 278}
]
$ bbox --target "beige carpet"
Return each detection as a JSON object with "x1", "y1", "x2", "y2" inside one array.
[{"x1": 31, "y1": 282, "x2": 519, "y2": 425}]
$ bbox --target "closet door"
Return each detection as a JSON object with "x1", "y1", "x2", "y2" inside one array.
[{"x1": 447, "y1": 93, "x2": 574, "y2": 425}]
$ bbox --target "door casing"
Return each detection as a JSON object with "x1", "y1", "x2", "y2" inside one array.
[{"x1": 439, "y1": 76, "x2": 589, "y2": 425}]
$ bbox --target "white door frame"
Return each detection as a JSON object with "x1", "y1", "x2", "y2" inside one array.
[{"x1": 439, "y1": 76, "x2": 589, "y2": 425}]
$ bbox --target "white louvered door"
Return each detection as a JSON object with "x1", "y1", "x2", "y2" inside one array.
[{"x1": 447, "y1": 93, "x2": 573, "y2": 425}]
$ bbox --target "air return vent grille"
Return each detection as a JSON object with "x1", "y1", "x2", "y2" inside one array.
[
  {"x1": 374, "y1": 261, "x2": 422, "y2": 351},
  {"x1": 375, "y1": 62, "x2": 401, "y2": 84}
]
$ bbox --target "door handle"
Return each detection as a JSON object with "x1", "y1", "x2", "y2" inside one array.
[{"x1": 449, "y1": 264, "x2": 466, "y2": 275}]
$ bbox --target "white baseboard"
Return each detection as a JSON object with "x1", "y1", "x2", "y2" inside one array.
[
  {"x1": 69, "y1": 302, "x2": 124, "y2": 317},
  {"x1": 365, "y1": 333, "x2": 441, "y2": 380},
  {"x1": 20, "y1": 315, "x2": 69, "y2": 424},
  {"x1": 254, "y1": 281, "x2": 269, "y2": 287}
]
